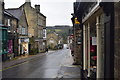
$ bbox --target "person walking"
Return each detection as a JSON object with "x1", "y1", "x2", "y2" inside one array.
[{"x1": 46, "y1": 47, "x2": 48, "y2": 52}]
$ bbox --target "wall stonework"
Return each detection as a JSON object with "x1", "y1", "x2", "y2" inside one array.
[
  {"x1": 21, "y1": 2, "x2": 46, "y2": 38},
  {"x1": 114, "y1": 2, "x2": 120, "y2": 79},
  {"x1": 0, "y1": 1, "x2": 2, "y2": 24},
  {"x1": 47, "y1": 33, "x2": 59, "y2": 49},
  {"x1": 20, "y1": 1, "x2": 46, "y2": 52},
  {"x1": 4, "y1": 13, "x2": 19, "y2": 56},
  {"x1": 73, "y1": 24, "x2": 82, "y2": 64}
]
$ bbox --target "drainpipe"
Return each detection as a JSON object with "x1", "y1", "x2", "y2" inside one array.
[
  {"x1": 87, "y1": 23, "x2": 90, "y2": 78},
  {"x1": 96, "y1": 16, "x2": 103, "y2": 78},
  {"x1": 83, "y1": 25, "x2": 87, "y2": 70}
]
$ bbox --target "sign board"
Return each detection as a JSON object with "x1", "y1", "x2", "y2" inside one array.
[
  {"x1": 92, "y1": 37, "x2": 97, "y2": 45},
  {"x1": 24, "y1": 38, "x2": 29, "y2": 42},
  {"x1": 75, "y1": 18, "x2": 80, "y2": 24}
]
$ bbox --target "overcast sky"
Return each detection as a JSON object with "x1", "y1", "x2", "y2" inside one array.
[{"x1": 4, "y1": 0, "x2": 76, "y2": 26}]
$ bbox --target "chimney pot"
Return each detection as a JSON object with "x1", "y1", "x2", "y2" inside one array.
[{"x1": 35, "y1": 5, "x2": 40, "y2": 12}]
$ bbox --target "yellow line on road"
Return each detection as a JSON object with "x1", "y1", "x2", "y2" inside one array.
[
  {"x1": 0, "y1": 53, "x2": 45, "y2": 71},
  {"x1": 0, "y1": 61, "x2": 29, "y2": 71}
]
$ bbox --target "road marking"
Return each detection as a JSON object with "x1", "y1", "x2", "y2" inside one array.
[
  {"x1": 0, "y1": 61, "x2": 29, "y2": 71},
  {"x1": 0, "y1": 53, "x2": 46, "y2": 71}
]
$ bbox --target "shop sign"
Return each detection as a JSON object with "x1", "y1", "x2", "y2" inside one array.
[
  {"x1": 92, "y1": 37, "x2": 97, "y2": 45},
  {"x1": 75, "y1": 18, "x2": 80, "y2": 24},
  {"x1": 21, "y1": 39, "x2": 24, "y2": 42},
  {"x1": 24, "y1": 38, "x2": 29, "y2": 42}
]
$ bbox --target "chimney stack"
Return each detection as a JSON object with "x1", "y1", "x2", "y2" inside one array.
[
  {"x1": 25, "y1": 0, "x2": 31, "y2": 2},
  {"x1": 25, "y1": 0, "x2": 31, "y2": 5},
  {"x1": 35, "y1": 5, "x2": 40, "y2": 12}
]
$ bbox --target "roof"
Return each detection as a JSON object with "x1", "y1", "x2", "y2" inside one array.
[
  {"x1": 5, "y1": 8, "x2": 23, "y2": 20},
  {"x1": 4, "y1": 10, "x2": 18, "y2": 20},
  {"x1": 19, "y1": 2, "x2": 46, "y2": 18},
  {"x1": 4, "y1": 11, "x2": 13, "y2": 17}
]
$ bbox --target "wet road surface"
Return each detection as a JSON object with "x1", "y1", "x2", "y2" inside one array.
[{"x1": 2, "y1": 49, "x2": 76, "y2": 78}]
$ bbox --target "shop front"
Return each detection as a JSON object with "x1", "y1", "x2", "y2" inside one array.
[
  {"x1": 7, "y1": 30, "x2": 17, "y2": 58},
  {"x1": 73, "y1": 2, "x2": 105, "y2": 79},
  {"x1": 19, "y1": 38, "x2": 29, "y2": 55},
  {"x1": 0, "y1": 25, "x2": 8, "y2": 61},
  {"x1": 74, "y1": 1, "x2": 115, "y2": 79}
]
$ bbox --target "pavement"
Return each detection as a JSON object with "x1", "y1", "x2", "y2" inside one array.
[{"x1": 57, "y1": 50, "x2": 81, "y2": 80}]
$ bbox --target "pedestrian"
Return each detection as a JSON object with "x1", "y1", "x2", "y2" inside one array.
[
  {"x1": 46, "y1": 48, "x2": 48, "y2": 52},
  {"x1": 23, "y1": 51, "x2": 25, "y2": 56},
  {"x1": 70, "y1": 43, "x2": 74, "y2": 56},
  {"x1": 23, "y1": 47, "x2": 27, "y2": 56}
]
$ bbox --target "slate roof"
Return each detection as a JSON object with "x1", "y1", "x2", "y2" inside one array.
[
  {"x1": 5, "y1": 8, "x2": 23, "y2": 20},
  {"x1": 4, "y1": 10, "x2": 18, "y2": 20}
]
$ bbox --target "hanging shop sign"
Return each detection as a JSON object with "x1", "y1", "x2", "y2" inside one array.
[{"x1": 75, "y1": 18, "x2": 80, "y2": 24}]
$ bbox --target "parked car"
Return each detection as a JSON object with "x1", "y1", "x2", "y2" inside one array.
[{"x1": 58, "y1": 44, "x2": 63, "y2": 49}]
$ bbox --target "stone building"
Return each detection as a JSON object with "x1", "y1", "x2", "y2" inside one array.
[
  {"x1": 73, "y1": 1, "x2": 120, "y2": 79},
  {"x1": 114, "y1": 2, "x2": 120, "y2": 79},
  {"x1": 47, "y1": 32, "x2": 59, "y2": 50},
  {"x1": 0, "y1": 0, "x2": 3, "y2": 24},
  {"x1": 0, "y1": 1, "x2": 4, "y2": 78},
  {"x1": 4, "y1": 10, "x2": 19, "y2": 58},
  {"x1": 6, "y1": 8, "x2": 29, "y2": 56},
  {"x1": 0, "y1": 0, "x2": 9, "y2": 61},
  {"x1": 19, "y1": 0, "x2": 46, "y2": 53},
  {"x1": 71, "y1": 17, "x2": 82, "y2": 65}
]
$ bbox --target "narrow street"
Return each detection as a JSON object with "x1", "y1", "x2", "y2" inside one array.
[
  {"x1": 2, "y1": 48, "x2": 80, "y2": 79},
  {"x1": 1, "y1": 0, "x2": 120, "y2": 79}
]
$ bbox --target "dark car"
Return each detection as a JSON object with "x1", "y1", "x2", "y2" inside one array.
[{"x1": 58, "y1": 44, "x2": 63, "y2": 49}]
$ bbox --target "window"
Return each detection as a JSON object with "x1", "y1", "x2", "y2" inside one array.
[{"x1": 8, "y1": 19, "x2": 10, "y2": 26}]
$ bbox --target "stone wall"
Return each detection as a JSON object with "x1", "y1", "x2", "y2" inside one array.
[
  {"x1": 47, "y1": 33, "x2": 58, "y2": 49},
  {"x1": 21, "y1": 2, "x2": 46, "y2": 38},
  {"x1": 73, "y1": 24, "x2": 82, "y2": 64},
  {"x1": 0, "y1": 1, "x2": 2, "y2": 24},
  {"x1": 22, "y1": 2, "x2": 37, "y2": 37},
  {"x1": 20, "y1": 1, "x2": 46, "y2": 52},
  {"x1": 19, "y1": 9, "x2": 28, "y2": 31},
  {"x1": 114, "y1": 2, "x2": 120, "y2": 79}
]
